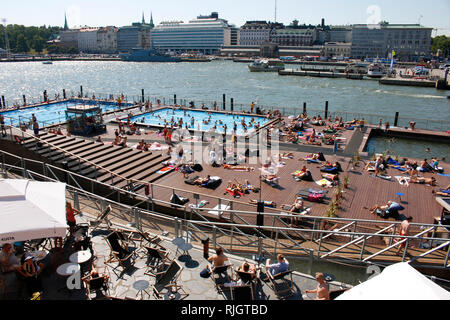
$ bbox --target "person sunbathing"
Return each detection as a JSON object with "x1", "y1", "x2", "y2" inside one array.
[
  {"x1": 410, "y1": 176, "x2": 436, "y2": 186},
  {"x1": 223, "y1": 164, "x2": 254, "y2": 171},
  {"x1": 194, "y1": 175, "x2": 211, "y2": 185},
  {"x1": 262, "y1": 174, "x2": 279, "y2": 185},
  {"x1": 236, "y1": 261, "x2": 256, "y2": 279},
  {"x1": 292, "y1": 166, "x2": 308, "y2": 177},
  {"x1": 433, "y1": 184, "x2": 450, "y2": 196},
  {"x1": 249, "y1": 199, "x2": 276, "y2": 207}
]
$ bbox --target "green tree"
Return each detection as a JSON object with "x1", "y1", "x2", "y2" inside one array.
[
  {"x1": 15, "y1": 34, "x2": 29, "y2": 53},
  {"x1": 431, "y1": 35, "x2": 450, "y2": 57},
  {"x1": 32, "y1": 35, "x2": 45, "y2": 53}
]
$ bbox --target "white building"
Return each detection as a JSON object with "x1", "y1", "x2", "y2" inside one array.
[
  {"x1": 150, "y1": 12, "x2": 232, "y2": 54},
  {"x1": 97, "y1": 26, "x2": 118, "y2": 53},
  {"x1": 78, "y1": 27, "x2": 100, "y2": 53}
]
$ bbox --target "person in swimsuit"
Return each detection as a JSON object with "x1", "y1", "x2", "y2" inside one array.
[{"x1": 305, "y1": 272, "x2": 330, "y2": 300}]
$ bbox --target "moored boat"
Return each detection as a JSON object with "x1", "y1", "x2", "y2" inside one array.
[{"x1": 248, "y1": 59, "x2": 285, "y2": 72}]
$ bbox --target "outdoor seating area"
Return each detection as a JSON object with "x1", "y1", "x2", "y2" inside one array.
[{"x1": 0, "y1": 179, "x2": 347, "y2": 300}]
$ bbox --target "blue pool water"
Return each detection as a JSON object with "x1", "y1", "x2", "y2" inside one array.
[
  {"x1": 128, "y1": 108, "x2": 270, "y2": 135},
  {"x1": 0, "y1": 99, "x2": 132, "y2": 128}
]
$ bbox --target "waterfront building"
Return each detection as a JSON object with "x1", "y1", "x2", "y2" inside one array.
[
  {"x1": 270, "y1": 28, "x2": 317, "y2": 46},
  {"x1": 324, "y1": 42, "x2": 351, "y2": 58},
  {"x1": 230, "y1": 27, "x2": 240, "y2": 46},
  {"x1": 117, "y1": 22, "x2": 153, "y2": 53},
  {"x1": 59, "y1": 29, "x2": 80, "y2": 49},
  {"x1": 78, "y1": 27, "x2": 100, "y2": 53},
  {"x1": 351, "y1": 23, "x2": 432, "y2": 60},
  {"x1": 97, "y1": 26, "x2": 118, "y2": 53},
  {"x1": 150, "y1": 12, "x2": 232, "y2": 54},
  {"x1": 239, "y1": 21, "x2": 271, "y2": 46},
  {"x1": 328, "y1": 26, "x2": 352, "y2": 43}
]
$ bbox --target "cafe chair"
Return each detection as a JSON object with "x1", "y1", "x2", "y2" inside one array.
[
  {"x1": 90, "y1": 205, "x2": 113, "y2": 233},
  {"x1": 152, "y1": 260, "x2": 188, "y2": 300},
  {"x1": 231, "y1": 284, "x2": 254, "y2": 301},
  {"x1": 104, "y1": 231, "x2": 136, "y2": 274},
  {"x1": 210, "y1": 264, "x2": 233, "y2": 293},
  {"x1": 82, "y1": 266, "x2": 111, "y2": 300},
  {"x1": 264, "y1": 268, "x2": 295, "y2": 299},
  {"x1": 144, "y1": 246, "x2": 172, "y2": 276}
]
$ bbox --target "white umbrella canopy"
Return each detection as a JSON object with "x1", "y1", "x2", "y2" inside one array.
[
  {"x1": 0, "y1": 179, "x2": 67, "y2": 245},
  {"x1": 336, "y1": 262, "x2": 450, "y2": 300}
]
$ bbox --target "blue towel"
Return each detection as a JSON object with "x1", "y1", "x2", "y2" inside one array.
[
  {"x1": 394, "y1": 166, "x2": 407, "y2": 172},
  {"x1": 438, "y1": 173, "x2": 450, "y2": 177}
]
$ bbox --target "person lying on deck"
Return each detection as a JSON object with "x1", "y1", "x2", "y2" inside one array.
[
  {"x1": 368, "y1": 201, "x2": 404, "y2": 220},
  {"x1": 223, "y1": 164, "x2": 255, "y2": 171},
  {"x1": 282, "y1": 198, "x2": 305, "y2": 226},
  {"x1": 249, "y1": 199, "x2": 276, "y2": 207},
  {"x1": 261, "y1": 174, "x2": 280, "y2": 185},
  {"x1": 433, "y1": 184, "x2": 450, "y2": 196},
  {"x1": 410, "y1": 176, "x2": 436, "y2": 186},
  {"x1": 194, "y1": 175, "x2": 211, "y2": 185}
]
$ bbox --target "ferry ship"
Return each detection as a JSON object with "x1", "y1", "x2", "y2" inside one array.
[
  {"x1": 366, "y1": 62, "x2": 386, "y2": 78},
  {"x1": 119, "y1": 48, "x2": 182, "y2": 62},
  {"x1": 248, "y1": 59, "x2": 285, "y2": 72}
]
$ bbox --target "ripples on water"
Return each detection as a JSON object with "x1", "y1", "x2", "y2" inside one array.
[{"x1": 1, "y1": 60, "x2": 449, "y2": 122}]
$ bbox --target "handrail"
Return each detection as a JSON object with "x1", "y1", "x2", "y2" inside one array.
[
  {"x1": 362, "y1": 227, "x2": 436, "y2": 262},
  {"x1": 2, "y1": 146, "x2": 450, "y2": 235},
  {"x1": 3, "y1": 162, "x2": 450, "y2": 267}
]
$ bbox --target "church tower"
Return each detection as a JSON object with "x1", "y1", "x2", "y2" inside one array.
[
  {"x1": 64, "y1": 12, "x2": 69, "y2": 30},
  {"x1": 149, "y1": 12, "x2": 154, "y2": 28}
]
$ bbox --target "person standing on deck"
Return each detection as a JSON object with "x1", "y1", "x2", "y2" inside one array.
[
  {"x1": 250, "y1": 102, "x2": 254, "y2": 114},
  {"x1": 305, "y1": 272, "x2": 330, "y2": 300},
  {"x1": 396, "y1": 216, "x2": 413, "y2": 255}
]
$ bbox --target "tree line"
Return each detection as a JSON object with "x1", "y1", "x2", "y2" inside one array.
[
  {"x1": 0, "y1": 24, "x2": 78, "y2": 54},
  {"x1": 431, "y1": 35, "x2": 450, "y2": 58}
]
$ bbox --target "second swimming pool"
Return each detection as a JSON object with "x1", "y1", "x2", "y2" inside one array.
[{"x1": 127, "y1": 108, "x2": 271, "y2": 135}]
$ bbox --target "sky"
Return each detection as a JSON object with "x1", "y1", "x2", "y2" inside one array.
[{"x1": 2, "y1": 0, "x2": 450, "y2": 36}]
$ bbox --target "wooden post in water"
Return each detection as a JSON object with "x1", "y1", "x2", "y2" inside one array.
[
  {"x1": 80, "y1": 86, "x2": 83, "y2": 97},
  {"x1": 230, "y1": 98, "x2": 234, "y2": 112},
  {"x1": 394, "y1": 112, "x2": 399, "y2": 127},
  {"x1": 43, "y1": 90, "x2": 48, "y2": 103},
  {"x1": 325, "y1": 101, "x2": 328, "y2": 119},
  {"x1": 63, "y1": 89, "x2": 66, "y2": 100},
  {"x1": 141, "y1": 89, "x2": 145, "y2": 103},
  {"x1": 23, "y1": 95, "x2": 26, "y2": 106},
  {"x1": 223, "y1": 94, "x2": 226, "y2": 110},
  {"x1": 1, "y1": 96, "x2": 5, "y2": 109},
  {"x1": 0, "y1": 96, "x2": 3, "y2": 109},
  {"x1": 303, "y1": 102, "x2": 307, "y2": 115},
  {"x1": 174, "y1": 94, "x2": 177, "y2": 105}
]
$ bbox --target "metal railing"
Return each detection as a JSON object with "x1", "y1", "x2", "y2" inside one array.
[
  {"x1": 3, "y1": 90, "x2": 449, "y2": 132},
  {"x1": 1, "y1": 144, "x2": 449, "y2": 268}
]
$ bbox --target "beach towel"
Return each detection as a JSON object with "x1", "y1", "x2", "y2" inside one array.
[
  {"x1": 393, "y1": 166, "x2": 407, "y2": 172},
  {"x1": 156, "y1": 165, "x2": 175, "y2": 174},
  {"x1": 320, "y1": 167, "x2": 339, "y2": 174},
  {"x1": 306, "y1": 159, "x2": 320, "y2": 164},
  {"x1": 438, "y1": 173, "x2": 450, "y2": 177},
  {"x1": 185, "y1": 175, "x2": 200, "y2": 185},
  {"x1": 315, "y1": 179, "x2": 333, "y2": 187},
  {"x1": 395, "y1": 176, "x2": 410, "y2": 187},
  {"x1": 208, "y1": 204, "x2": 230, "y2": 218},
  {"x1": 189, "y1": 200, "x2": 209, "y2": 209},
  {"x1": 370, "y1": 174, "x2": 392, "y2": 181}
]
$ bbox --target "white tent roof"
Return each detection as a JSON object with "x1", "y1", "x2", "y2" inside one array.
[
  {"x1": 336, "y1": 262, "x2": 450, "y2": 300},
  {"x1": 0, "y1": 179, "x2": 67, "y2": 245}
]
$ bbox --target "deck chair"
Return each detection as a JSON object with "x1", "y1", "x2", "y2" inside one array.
[
  {"x1": 104, "y1": 231, "x2": 136, "y2": 273},
  {"x1": 210, "y1": 264, "x2": 233, "y2": 292},
  {"x1": 144, "y1": 246, "x2": 171, "y2": 276},
  {"x1": 264, "y1": 269, "x2": 295, "y2": 299},
  {"x1": 231, "y1": 284, "x2": 254, "y2": 301},
  {"x1": 152, "y1": 260, "x2": 188, "y2": 300},
  {"x1": 89, "y1": 205, "x2": 112, "y2": 233},
  {"x1": 82, "y1": 266, "x2": 110, "y2": 300}
]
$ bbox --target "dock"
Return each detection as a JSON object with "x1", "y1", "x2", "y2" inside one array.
[{"x1": 279, "y1": 68, "x2": 363, "y2": 79}]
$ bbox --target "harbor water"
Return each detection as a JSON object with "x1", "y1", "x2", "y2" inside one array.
[{"x1": 1, "y1": 60, "x2": 449, "y2": 128}]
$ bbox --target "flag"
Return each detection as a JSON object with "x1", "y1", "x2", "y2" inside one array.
[{"x1": 390, "y1": 50, "x2": 395, "y2": 72}]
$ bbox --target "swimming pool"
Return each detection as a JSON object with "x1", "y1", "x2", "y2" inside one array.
[
  {"x1": 0, "y1": 99, "x2": 133, "y2": 128},
  {"x1": 127, "y1": 108, "x2": 270, "y2": 135}
]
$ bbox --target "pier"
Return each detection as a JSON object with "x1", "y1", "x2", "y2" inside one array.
[{"x1": 279, "y1": 68, "x2": 364, "y2": 79}]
